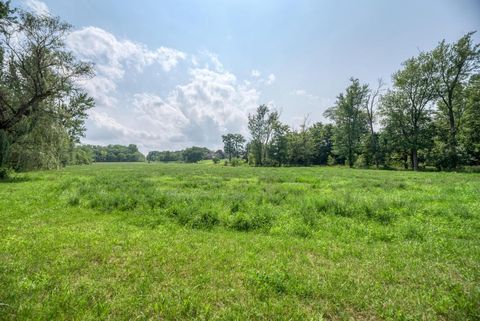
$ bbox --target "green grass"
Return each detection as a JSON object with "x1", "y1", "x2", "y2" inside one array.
[{"x1": 1, "y1": 163, "x2": 479, "y2": 320}]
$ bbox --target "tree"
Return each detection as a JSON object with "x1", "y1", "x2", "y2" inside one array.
[
  {"x1": 183, "y1": 146, "x2": 208, "y2": 163},
  {"x1": 247, "y1": 105, "x2": 279, "y2": 166},
  {"x1": 460, "y1": 74, "x2": 480, "y2": 165},
  {"x1": 268, "y1": 121, "x2": 289, "y2": 166},
  {"x1": 324, "y1": 78, "x2": 369, "y2": 167},
  {"x1": 222, "y1": 133, "x2": 246, "y2": 161},
  {"x1": 309, "y1": 122, "x2": 334, "y2": 165},
  {"x1": 0, "y1": 4, "x2": 94, "y2": 170},
  {"x1": 287, "y1": 117, "x2": 314, "y2": 166},
  {"x1": 431, "y1": 32, "x2": 480, "y2": 168},
  {"x1": 364, "y1": 79, "x2": 384, "y2": 167},
  {"x1": 380, "y1": 54, "x2": 436, "y2": 171}
]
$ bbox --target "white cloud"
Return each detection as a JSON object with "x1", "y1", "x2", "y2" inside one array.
[
  {"x1": 23, "y1": 0, "x2": 49, "y2": 15},
  {"x1": 266, "y1": 73, "x2": 276, "y2": 85},
  {"x1": 290, "y1": 89, "x2": 320, "y2": 101},
  {"x1": 67, "y1": 27, "x2": 186, "y2": 78},
  {"x1": 66, "y1": 26, "x2": 186, "y2": 113},
  {"x1": 70, "y1": 27, "x2": 261, "y2": 152},
  {"x1": 251, "y1": 69, "x2": 261, "y2": 78}
]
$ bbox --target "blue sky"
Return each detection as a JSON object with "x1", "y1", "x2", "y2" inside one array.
[{"x1": 15, "y1": 0, "x2": 480, "y2": 152}]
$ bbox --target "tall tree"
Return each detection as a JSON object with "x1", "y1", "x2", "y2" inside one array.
[
  {"x1": 364, "y1": 79, "x2": 384, "y2": 167},
  {"x1": 287, "y1": 117, "x2": 314, "y2": 166},
  {"x1": 0, "y1": 5, "x2": 94, "y2": 169},
  {"x1": 380, "y1": 53, "x2": 436, "y2": 171},
  {"x1": 431, "y1": 32, "x2": 480, "y2": 168},
  {"x1": 267, "y1": 121, "x2": 289, "y2": 166},
  {"x1": 309, "y1": 122, "x2": 334, "y2": 165},
  {"x1": 324, "y1": 78, "x2": 369, "y2": 167},
  {"x1": 183, "y1": 146, "x2": 209, "y2": 163},
  {"x1": 460, "y1": 74, "x2": 480, "y2": 165},
  {"x1": 222, "y1": 133, "x2": 246, "y2": 161},
  {"x1": 247, "y1": 105, "x2": 279, "y2": 166}
]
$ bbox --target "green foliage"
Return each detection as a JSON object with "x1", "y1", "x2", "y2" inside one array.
[
  {"x1": 247, "y1": 104, "x2": 281, "y2": 166},
  {"x1": 324, "y1": 78, "x2": 369, "y2": 167},
  {"x1": 81, "y1": 144, "x2": 145, "y2": 162},
  {"x1": 0, "y1": 2, "x2": 94, "y2": 172},
  {"x1": 460, "y1": 74, "x2": 480, "y2": 165},
  {"x1": 222, "y1": 133, "x2": 246, "y2": 161},
  {"x1": 0, "y1": 165, "x2": 11, "y2": 179},
  {"x1": 431, "y1": 32, "x2": 480, "y2": 169},
  {"x1": 236, "y1": 34, "x2": 479, "y2": 171},
  {"x1": 183, "y1": 146, "x2": 209, "y2": 163},
  {"x1": 147, "y1": 150, "x2": 183, "y2": 162},
  {"x1": 380, "y1": 53, "x2": 437, "y2": 171},
  {"x1": 309, "y1": 122, "x2": 334, "y2": 165}
]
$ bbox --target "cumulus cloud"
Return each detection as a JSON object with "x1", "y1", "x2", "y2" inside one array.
[
  {"x1": 23, "y1": 0, "x2": 49, "y2": 15},
  {"x1": 67, "y1": 26, "x2": 186, "y2": 114},
  {"x1": 68, "y1": 27, "x2": 265, "y2": 151},
  {"x1": 67, "y1": 27, "x2": 186, "y2": 78}
]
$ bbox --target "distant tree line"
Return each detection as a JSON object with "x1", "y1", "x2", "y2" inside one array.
[
  {"x1": 147, "y1": 147, "x2": 223, "y2": 163},
  {"x1": 76, "y1": 144, "x2": 146, "y2": 163},
  {"x1": 223, "y1": 33, "x2": 479, "y2": 171}
]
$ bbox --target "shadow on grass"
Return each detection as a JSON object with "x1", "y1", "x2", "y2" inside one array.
[{"x1": 0, "y1": 176, "x2": 33, "y2": 184}]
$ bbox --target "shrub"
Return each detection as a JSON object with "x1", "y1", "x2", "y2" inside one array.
[{"x1": 0, "y1": 166, "x2": 12, "y2": 180}]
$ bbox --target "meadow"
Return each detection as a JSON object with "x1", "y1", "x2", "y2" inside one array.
[{"x1": 0, "y1": 163, "x2": 479, "y2": 320}]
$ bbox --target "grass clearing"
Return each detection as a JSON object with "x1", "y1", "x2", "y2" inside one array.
[{"x1": 1, "y1": 163, "x2": 479, "y2": 320}]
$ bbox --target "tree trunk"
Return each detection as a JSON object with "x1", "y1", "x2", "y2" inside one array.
[
  {"x1": 403, "y1": 151, "x2": 409, "y2": 170},
  {"x1": 411, "y1": 149, "x2": 419, "y2": 171},
  {"x1": 448, "y1": 111, "x2": 457, "y2": 169},
  {"x1": 348, "y1": 148, "x2": 354, "y2": 168},
  {"x1": 0, "y1": 129, "x2": 10, "y2": 167}
]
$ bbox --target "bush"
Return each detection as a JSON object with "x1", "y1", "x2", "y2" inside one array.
[
  {"x1": 0, "y1": 166, "x2": 12, "y2": 180},
  {"x1": 231, "y1": 158, "x2": 241, "y2": 167}
]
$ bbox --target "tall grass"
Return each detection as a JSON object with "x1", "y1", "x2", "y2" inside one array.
[{"x1": 0, "y1": 163, "x2": 479, "y2": 320}]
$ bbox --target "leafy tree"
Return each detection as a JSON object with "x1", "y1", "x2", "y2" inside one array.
[
  {"x1": 431, "y1": 32, "x2": 480, "y2": 168},
  {"x1": 325, "y1": 78, "x2": 369, "y2": 167},
  {"x1": 0, "y1": 3, "x2": 94, "y2": 171},
  {"x1": 309, "y1": 122, "x2": 334, "y2": 165},
  {"x1": 183, "y1": 146, "x2": 208, "y2": 163},
  {"x1": 287, "y1": 118, "x2": 314, "y2": 166},
  {"x1": 460, "y1": 74, "x2": 480, "y2": 165},
  {"x1": 222, "y1": 133, "x2": 246, "y2": 161},
  {"x1": 267, "y1": 121, "x2": 289, "y2": 166},
  {"x1": 248, "y1": 105, "x2": 280, "y2": 166}
]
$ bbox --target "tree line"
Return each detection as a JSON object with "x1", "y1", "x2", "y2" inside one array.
[
  {"x1": 74, "y1": 144, "x2": 146, "y2": 163},
  {"x1": 223, "y1": 33, "x2": 480, "y2": 171},
  {"x1": 147, "y1": 147, "x2": 223, "y2": 163},
  {"x1": 0, "y1": 1, "x2": 478, "y2": 174}
]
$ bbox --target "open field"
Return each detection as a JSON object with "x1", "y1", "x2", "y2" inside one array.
[{"x1": 0, "y1": 163, "x2": 479, "y2": 320}]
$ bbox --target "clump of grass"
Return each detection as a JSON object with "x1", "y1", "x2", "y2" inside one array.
[
  {"x1": 228, "y1": 207, "x2": 274, "y2": 232},
  {"x1": 403, "y1": 225, "x2": 425, "y2": 241},
  {"x1": 246, "y1": 269, "x2": 314, "y2": 299}
]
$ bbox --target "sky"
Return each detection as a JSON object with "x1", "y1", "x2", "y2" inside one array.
[{"x1": 14, "y1": 0, "x2": 480, "y2": 153}]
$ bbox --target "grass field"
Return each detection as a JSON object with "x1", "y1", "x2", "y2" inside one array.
[{"x1": 0, "y1": 163, "x2": 479, "y2": 320}]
